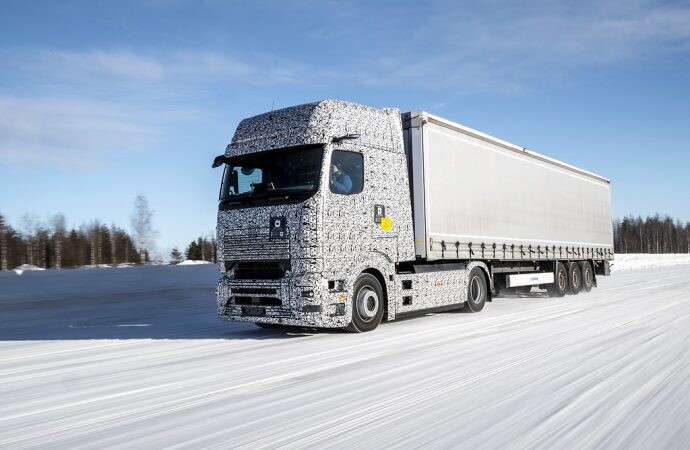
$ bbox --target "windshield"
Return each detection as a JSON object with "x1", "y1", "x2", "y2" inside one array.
[{"x1": 219, "y1": 144, "x2": 324, "y2": 209}]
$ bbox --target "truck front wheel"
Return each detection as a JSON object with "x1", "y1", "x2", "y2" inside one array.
[
  {"x1": 465, "y1": 267, "x2": 487, "y2": 312},
  {"x1": 346, "y1": 273, "x2": 384, "y2": 333}
]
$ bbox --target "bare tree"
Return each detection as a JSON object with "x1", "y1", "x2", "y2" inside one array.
[
  {"x1": 51, "y1": 214, "x2": 66, "y2": 269},
  {"x1": 20, "y1": 214, "x2": 39, "y2": 267},
  {"x1": 130, "y1": 195, "x2": 157, "y2": 264}
]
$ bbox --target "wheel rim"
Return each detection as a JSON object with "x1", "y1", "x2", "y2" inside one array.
[
  {"x1": 585, "y1": 268, "x2": 592, "y2": 286},
  {"x1": 356, "y1": 287, "x2": 379, "y2": 322},
  {"x1": 573, "y1": 270, "x2": 579, "y2": 289},
  {"x1": 470, "y1": 276, "x2": 483, "y2": 304}
]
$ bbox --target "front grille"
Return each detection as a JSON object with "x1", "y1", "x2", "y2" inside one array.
[
  {"x1": 235, "y1": 297, "x2": 282, "y2": 306},
  {"x1": 234, "y1": 260, "x2": 289, "y2": 280},
  {"x1": 231, "y1": 287, "x2": 278, "y2": 295},
  {"x1": 222, "y1": 227, "x2": 290, "y2": 259}
]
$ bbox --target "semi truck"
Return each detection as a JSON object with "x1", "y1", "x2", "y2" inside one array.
[{"x1": 213, "y1": 99, "x2": 613, "y2": 332}]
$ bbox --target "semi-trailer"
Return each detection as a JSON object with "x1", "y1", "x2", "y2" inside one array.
[{"x1": 213, "y1": 99, "x2": 613, "y2": 332}]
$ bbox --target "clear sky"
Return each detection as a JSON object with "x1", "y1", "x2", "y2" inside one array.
[{"x1": 1, "y1": 0, "x2": 689, "y2": 256}]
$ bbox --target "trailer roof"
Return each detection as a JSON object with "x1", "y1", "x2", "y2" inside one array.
[{"x1": 404, "y1": 111, "x2": 610, "y2": 184}]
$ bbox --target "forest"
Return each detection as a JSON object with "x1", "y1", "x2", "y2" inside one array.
[
  {"x1": 0, "y1": 210, "x2": 216, "y2": 271},
  {"x1": 613, "y1": 215, "x2": 690, "y2": 254}
]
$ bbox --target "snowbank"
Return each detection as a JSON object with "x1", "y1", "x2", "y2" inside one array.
[
  {"x1": 177, "y1": 260, "x2": 214, "y2": 266},
  {"x1": 612, "y1": 253, "x2": 690, "y2": 271},
  {"x1": 12, "y1": 264, "x2": 46, "y2": 276},
  {"x1": 13, "y1": 264, "x2": 46, "y2": 271}
]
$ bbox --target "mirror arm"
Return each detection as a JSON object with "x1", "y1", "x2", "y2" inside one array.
[{"x1": 212, "y1": 154, "x2": 227, "y2": 168}]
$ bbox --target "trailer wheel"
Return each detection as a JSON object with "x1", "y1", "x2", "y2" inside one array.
[
  {"x1": 465, "y1": 267, "x2": 487, "y2": 312},
  {"x1": 580, "y1": 261, "x2": 594, "y2": 292},
  {"x1": 346, "y1": 273, "x2": 384, "y2": 333},
  {"x1": 566, "y1": 262, "x2": 582, "y2": 295},
  {"x1": 547, "y1": 262, "x2": 568, "y2": 297}
]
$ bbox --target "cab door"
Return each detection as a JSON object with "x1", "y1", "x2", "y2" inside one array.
[{"x1": 322, "y1": 147, "x2": 368, "y2": 271}]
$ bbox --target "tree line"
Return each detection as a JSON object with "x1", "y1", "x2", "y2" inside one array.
[
  {"x1": 613, "y1": 215, "x2": 690, "y2": 254},
  {"x1": 0, "y1": 212, "x2": 217, "y2": 270},
  {"x1": 170, "y1": 237, "x2": 217, "y2": 264},
  {"x1": 0, "y1": 212, "x2": 144, "y2": 270},
  {"x1": 4, "y1": 209, "x2": 688, "y2": 270},
  {"x1": 0, "y1": 195, "x2": 161, "y2": 270}
]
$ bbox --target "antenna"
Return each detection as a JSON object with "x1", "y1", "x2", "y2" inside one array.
[{"x1": 271, "y1": 100, "x2": 275, "y2": 112}]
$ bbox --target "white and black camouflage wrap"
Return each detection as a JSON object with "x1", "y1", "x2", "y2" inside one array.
[{"x1": 217, "y1": 100, "x2": 426, "y2": 328}]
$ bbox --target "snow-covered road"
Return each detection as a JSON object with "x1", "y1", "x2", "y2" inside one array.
[{"x1": 1, "y1": 264, "x2": 689, "y2": 448}]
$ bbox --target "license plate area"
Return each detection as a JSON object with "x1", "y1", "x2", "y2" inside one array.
[{"x1": 242, "y1": 306, "x2": 266, "y2": 317}]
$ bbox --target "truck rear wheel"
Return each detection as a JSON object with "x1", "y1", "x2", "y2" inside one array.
[
  {"x1": 547, "y1": 262, "x2": 568, "y2": 297},
  {"x1": 346, "y1": 273, "x2": 384, "y2": 333},
  {"x1": 580, "y1": 261, "x2": 594, "y2": 292},
  {"x1": 465, "y1": 267, "x2": 486, "y2": 312},
  {"x1": 567, "y1": 262, "x2": 582, "y2": 295}
]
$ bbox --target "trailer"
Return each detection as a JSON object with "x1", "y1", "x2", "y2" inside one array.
[{"x1": 213, "y1": 99, "x2": 613, "y2": 332}]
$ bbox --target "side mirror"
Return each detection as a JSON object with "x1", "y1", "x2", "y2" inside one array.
[{"x1": 212, "y1": 155, "x2": 227, "y2": 168}]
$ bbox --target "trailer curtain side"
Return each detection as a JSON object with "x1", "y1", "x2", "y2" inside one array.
[{"x1": 402, "y1": 112, "x2": 614, "y2": 262}]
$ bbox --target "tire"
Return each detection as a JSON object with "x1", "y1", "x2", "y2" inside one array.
[
  {"x1": 346, "y1": 273, "x2": 384, "y2": 332},
  {"x1": 255, "y1": 322, "x2": 283, "y2": 329},
  {"x1": 580, "y1": 261, "x2": 594, "y2": 292},
  {"x1": 465, "y1": 267, "x2": 487, "y2": 312},
  {"x1": 547, "y1": 262, "x2": 568, "y2": 297},
  {"x1": 566, "y1": 262, "x2": 582, "y2": 295}
]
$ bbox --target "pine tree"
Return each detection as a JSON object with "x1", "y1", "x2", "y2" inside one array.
[
  {"x1": 185, "y1": 240, "x2": 202, "y2": 260},
  {"x1": 170, "y1": 247, "x2": 182, "y2": 263}
]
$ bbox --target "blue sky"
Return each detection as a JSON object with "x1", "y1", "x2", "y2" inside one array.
[{"x1": 2, "y1": 0, "x2": 690, "y2": 256}]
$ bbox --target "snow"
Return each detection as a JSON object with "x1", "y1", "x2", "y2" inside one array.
[
  {"x1": 177, "y1": 260, "x2": 214, "y2": 265},
  {"x1": 1, "y1": 263, "x2": 689, "y2": 447},
  {"x1": 613, "y1": 253, "x2": 690, "y2": 271},
  {"x1": 81, "y1": 264, "x2": 117, "y2": 269},
  {"x1": 12, "y1": 264, "x2": 45, "y2": 273}
]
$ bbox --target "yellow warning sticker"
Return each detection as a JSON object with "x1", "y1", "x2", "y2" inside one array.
[{"x1": 380, "y1": 217, "x2": 392, "y2": 231}]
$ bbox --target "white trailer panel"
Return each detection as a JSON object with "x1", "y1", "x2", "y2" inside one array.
[
  {"x1": 403, "y1": 112, "x2": 614, "y2": 261},
  {"x1": 507, "y1": 272, "x2": 555, "y2": 288}
]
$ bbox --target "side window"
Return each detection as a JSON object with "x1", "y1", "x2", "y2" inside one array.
[{"x1": 329, "y1": 150, "x2": 363, "y2": 195}]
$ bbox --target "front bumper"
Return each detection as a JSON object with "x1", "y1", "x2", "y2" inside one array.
[{"x1": 216, "y1": 274, "x2": 351, "y2": 328}]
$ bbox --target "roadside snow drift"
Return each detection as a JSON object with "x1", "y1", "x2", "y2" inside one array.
[{"x1": 612, "y1": 253, "x2": 690, "y2": 271}]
